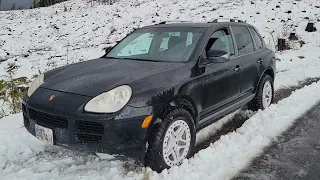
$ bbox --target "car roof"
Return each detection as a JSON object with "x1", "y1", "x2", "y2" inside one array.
[{"x1": 141, "y1": 22, "x2": 251, "y2": 29}]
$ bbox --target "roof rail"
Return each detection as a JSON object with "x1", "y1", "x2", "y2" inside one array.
[
  {"x1": 158, "y1": 20, "x2": 192, "y2": 24},
  {"x1": 211, "y1": 18, "x2": 245, "y2": 23}
]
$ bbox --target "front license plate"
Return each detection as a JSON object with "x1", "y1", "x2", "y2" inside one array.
[{"x1": 35, "y1": 124, "x2": 54, "y2": 145}]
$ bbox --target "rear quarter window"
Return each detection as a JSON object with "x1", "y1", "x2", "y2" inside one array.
[{"x1": 249, "y1": 27, "x2": 264, "y2": 50}]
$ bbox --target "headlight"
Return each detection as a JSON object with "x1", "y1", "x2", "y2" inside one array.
[
  {"x1": 84, "y1": 85, "x2": 132, "y2": 113},
  {"x1": 27, "y1": 73, "x2": 44, "y2": 97}
]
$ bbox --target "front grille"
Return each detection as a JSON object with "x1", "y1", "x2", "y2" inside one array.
[
  {"x1": 29, "y1": 108, "x2": 68, "y2": 129},
  {"x1": 76, "y1": 121, "x2": 104, "y2": 143},
  {"x1": 76, "y1": 133, "x2": 103, "y2": 143}
]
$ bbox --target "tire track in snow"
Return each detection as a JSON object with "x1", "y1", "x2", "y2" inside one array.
[{"x1": 233, "y1": 103, "x2": 320, "y2": 179}]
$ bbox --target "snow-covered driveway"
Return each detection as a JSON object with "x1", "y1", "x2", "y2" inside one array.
[{"x1": 234, "y1": 102, "x2": 320, "y2": 180}]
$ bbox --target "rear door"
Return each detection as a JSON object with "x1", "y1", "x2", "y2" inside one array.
[
  {"x1": 231, "y1": 26, "x2": 259, "y2": 98},
  {"x1": 249, "y1": 27, "x2": 273, "y2": 83}
]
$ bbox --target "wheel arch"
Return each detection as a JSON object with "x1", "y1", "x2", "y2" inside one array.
[
  {"x1": 264, "y1": 68, "x2": 275, "y2": 80},
  {"x1": 154, "y1": 95, "x2": 197, "y2": 125},
  {"x1": 145, "y1": 95, "x2": 198, "y2": 142},
  {"x1": 256, "y1": 67, "x2": 275, "y2": 90}
]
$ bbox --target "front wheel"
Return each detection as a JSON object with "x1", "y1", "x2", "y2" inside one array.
[
  {"x1": 144, "y1": 109, "x2": 195, "y2": 172},
  {"x1": 249, "y1": 75, "x2": 274, "y2": 111}
]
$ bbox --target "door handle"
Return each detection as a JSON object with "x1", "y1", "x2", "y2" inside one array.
[
  {"x1": 234, "y1": 66, "x2": 242, "y2": 72},
  {"x1": 257, "y1": 58, "x2": 263, "y2": 64}
]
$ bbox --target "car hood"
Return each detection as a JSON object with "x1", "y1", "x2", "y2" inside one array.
[{"x1": 41, "y1": 58, "x2": 189, "y2": 97}]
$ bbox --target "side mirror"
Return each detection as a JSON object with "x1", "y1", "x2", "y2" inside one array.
[{"x1": 206, "y1": 49, "x2": 230, "y2": 63}]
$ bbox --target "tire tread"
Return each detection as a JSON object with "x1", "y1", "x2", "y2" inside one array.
[{"x1": 249, "y1": 75, "x2": 274, "y2": 111}]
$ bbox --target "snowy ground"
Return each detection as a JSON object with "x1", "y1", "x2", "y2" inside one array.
[{"x1": 1, "y1": 0, "x2": 320, "y2": 179}]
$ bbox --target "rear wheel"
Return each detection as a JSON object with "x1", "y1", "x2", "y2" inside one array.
[
  {"x1": 144, "y1": 109, "x2": 195, "y2": 172},
  {"x1": 249, "y1": 75, "x2": 274, "y2": 111}
]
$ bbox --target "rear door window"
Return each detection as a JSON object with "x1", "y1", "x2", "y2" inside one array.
[{"x1": 232, "y1": 26, "x2": 255, "y2": 55}]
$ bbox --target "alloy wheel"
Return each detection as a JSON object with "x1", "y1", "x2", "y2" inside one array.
[
  {"x1": 262, "y1": 81, "x2": 273, "y2": 108},
  {"x1": 162, "y1": 120, "x2": 191, "y2": 167}
]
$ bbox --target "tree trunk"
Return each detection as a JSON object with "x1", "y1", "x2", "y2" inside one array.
[
  {"x1": 289, "y1": 33, "x2": 298, "y2": 40},
  {"x1": 278, "y1": 39, "x2": 286, "y2": 51},
  {"x1": 305, "y1": 23, "x2": 317, "y2": 32}
]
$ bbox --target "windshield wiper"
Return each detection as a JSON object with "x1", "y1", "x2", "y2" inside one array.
[
  {"x1": 122, "y1": 58, "x2": 161, "y2": 62},
  {"x1": 106, "y1": 56, "x2": 161, "y2": 62}
]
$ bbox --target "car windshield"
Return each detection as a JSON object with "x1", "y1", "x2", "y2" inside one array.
[{"x1": 106, "y1": 27, "x2": 205, "y2": 62}]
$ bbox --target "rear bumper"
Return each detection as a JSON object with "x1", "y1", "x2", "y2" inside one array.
[{"x1": 22, "y1": 88, "x2": 153, "y2": 162}]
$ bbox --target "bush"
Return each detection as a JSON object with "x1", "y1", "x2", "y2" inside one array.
[{"x1": 0, "y1": 63, "x2": 29, "y2": 116}]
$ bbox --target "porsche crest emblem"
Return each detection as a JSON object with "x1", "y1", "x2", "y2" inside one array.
[{"x1": 49, "y1": 95, "x2": 56, "y2": 101}]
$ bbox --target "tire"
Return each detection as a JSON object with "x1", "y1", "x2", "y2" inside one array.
[
  {"x1": 249, "y1": 75, "x2": 274, "y2": 111},
  {"x1": 144, "y1": 108, "x2": 196, "y2": 172}
]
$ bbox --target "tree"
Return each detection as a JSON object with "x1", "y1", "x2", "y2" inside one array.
[
  {"x1": 33, "y1": 0, "x2": 37, "y2": 8},
  {"x1": 32, "y1": 0, "x2": 67, "y2": 8},
  {"x1": 0, "y1": 63, "x2": 29, "y2": 115},
  {"x1": 11, "y1": 3, "x2": 16, "y2": 10}
]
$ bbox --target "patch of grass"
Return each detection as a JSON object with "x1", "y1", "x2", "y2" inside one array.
[{"x1": 0, "y1": 63, "x2": 30, "y2": 116}]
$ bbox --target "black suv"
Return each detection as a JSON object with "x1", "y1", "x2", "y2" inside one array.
[{"x1": 22, "y1": 19, "x2": 276, "y2": 172}]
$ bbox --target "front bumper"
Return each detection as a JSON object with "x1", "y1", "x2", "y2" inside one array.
[{"x1": 22, "y1": 88, "x2": 153, "y2": 162}]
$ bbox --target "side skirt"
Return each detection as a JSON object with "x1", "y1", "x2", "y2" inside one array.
[{"x1": 197, "y1": 94, "x2": 255, "y2": 131}]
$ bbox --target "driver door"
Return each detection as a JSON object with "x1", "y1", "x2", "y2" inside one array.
[{"x1": 200, "y1": 27, "x2": 242, "y2": 123}]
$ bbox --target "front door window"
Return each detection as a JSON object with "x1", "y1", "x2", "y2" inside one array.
[{"x1": 206, "y1": 29, "x2": 235, "y2": 57}]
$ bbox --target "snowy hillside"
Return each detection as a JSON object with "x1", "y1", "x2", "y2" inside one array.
[
  {"x1": 1, "y1": 0, "x2": 320, "y2": 179},
  {"x1": 0, "y1": 0, "x2": 319, "y2": 79}
]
